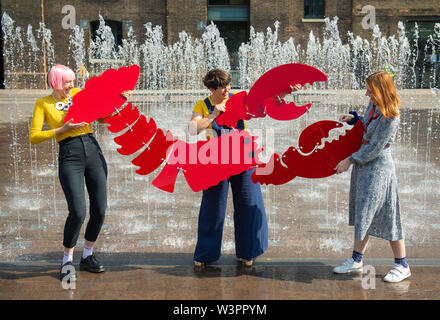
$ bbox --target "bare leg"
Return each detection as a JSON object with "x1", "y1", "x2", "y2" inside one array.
[
  {"x1": 383, "y1": 239, "x2": 410, "y2": 282},
  {"x1": 333, "y1": 234, "x2": 369, "y2": 273},
  {"x1": 389, "y1": 239, "x2": 406, "y2": 258},
  {"x1": 353, "y1": 234, "x2": 371, "y2": 254}
]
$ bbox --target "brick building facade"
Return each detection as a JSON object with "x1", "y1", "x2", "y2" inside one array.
[{"x1": 1, "y1": 0, "x2": 440, "y2": 88}]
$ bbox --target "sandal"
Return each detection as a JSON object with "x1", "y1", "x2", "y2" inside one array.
[
  {"x1": 194, "y1": 261, "x2": 206, "y2": 269},
  {"x1": 238, "y1": 258, "x2": 254, "y2": 267}
]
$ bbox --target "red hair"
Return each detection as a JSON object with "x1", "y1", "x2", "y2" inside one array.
[
  {"x1": 366, "y1": 71, "x2": 400, "y2": 118},
  {"x1": 47, "y1": 64, "x2": 75, "y2": 89}
]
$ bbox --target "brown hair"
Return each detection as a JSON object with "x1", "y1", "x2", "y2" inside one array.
[
  {"x1": 366, "y1": 70, "x2": 400, "y2": 118},
  {"x1": 203, "y1": 69, "x2": 231, "y2": 90}
]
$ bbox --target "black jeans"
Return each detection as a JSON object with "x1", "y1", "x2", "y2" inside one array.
[{"x1": 58, "y1": 133, "x2": 108, "y2": 249}]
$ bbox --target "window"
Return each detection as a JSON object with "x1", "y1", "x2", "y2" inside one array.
[
  {"x1": 304, "y1": 0, "x2": 325, "y2": 19},
  {"x1": 0, "y1": 0, "x2": 4, "y2": 89},
  {"x1": 208, "y1": 0, "x2": 249, "y2": 5}
]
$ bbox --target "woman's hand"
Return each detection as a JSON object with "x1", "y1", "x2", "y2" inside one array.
[
  {"x1": 55, "y1": 119, "x2": 88, "y2": 135},
  {"x1": 335, "y1": 158, "x2": 352, "y2": 174},
  {"x1": 121, "y1": 90, "x2": 134, "y2": 100},
  {"x1": 339, "y1": 113, "x2": 355, "y2": 122},
  {"x1": 279, "y1": 84, "x2": 302, "y2": 99},
  {"x1": 94, "y1": 90, "x2": 133, "y2": 123},
  {"x1": 214, "y1": 101, "x2": 226, "y2": 114}
]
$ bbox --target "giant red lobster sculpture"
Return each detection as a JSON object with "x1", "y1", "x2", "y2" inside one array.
[{"x1": 65, "y1": 64, "x2": 363, "y2": 193}]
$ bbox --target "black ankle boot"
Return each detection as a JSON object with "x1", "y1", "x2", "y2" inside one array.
[{"x1": 79, "y1": 254, "x2": 106, "y2": 273}]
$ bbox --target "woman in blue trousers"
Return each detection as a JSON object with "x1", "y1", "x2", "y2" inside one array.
[{"x1": 188, "y1": 69, "x2": 268, "y2": 268}]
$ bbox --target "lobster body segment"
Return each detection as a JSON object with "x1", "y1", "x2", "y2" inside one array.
[
  {"x1": 65, "y1": 65, "x2": 140, "y2": 124},
  {"x1": 65, "y1": 63, "x2": 364, "y2": 194},
  {"x1": 246, "y1": 63, "x2": 328, "y2": 120},
  {"x1": 113, "y1": 115, "x2": 158, "y2": 155},
  {"x1": 104, "y1": 102, "x2": 140, "y2": 133}
]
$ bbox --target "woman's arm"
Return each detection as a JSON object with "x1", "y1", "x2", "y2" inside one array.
[
  {"x1": 188, "y1": 111, "x2": 219, "y2": 136},
  {"x1": 29, "y1": 101, "x2": 56, "y2": 144},
  {"x1": 349, "y1": 116, "x2": 400, "y2": 165},
  {"x1": 188, "y1": 99, "x2": 226, "y2": 136}
]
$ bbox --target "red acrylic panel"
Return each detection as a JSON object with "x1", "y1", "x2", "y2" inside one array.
[
  {"x1": 246, "y1": 63, "x2": 327, "y2": 119},
  {"x1": 252, "y1": 120, "x2": 363, "y2": 185},
  {"x1": 250, "y1": 153, "x2": 297, "y2": 186},
  {"x1": 152, "y1": 131, "x2": 263, "y2": 193},
  {"x1": 65, "y1": 64, "x2": 140, "y2": 123},
  {"x1": 104, "y1": 102, "x2": 140, "y2": 133},
  {"x1": 132, "y1": 129, "x2": 175, "y2": 175},
  {"x1": 113, "y1": 115, "x2": 158, "y2": 155},
  {"x1": 215, "y1": 91, "x2": 248, "y2": 127},
  {"x1": 297, "y1": 120, "x2": 343, "y2": 153},
  {"x1": 264, "y1": 99, "x2": 312, "y2": 121}
]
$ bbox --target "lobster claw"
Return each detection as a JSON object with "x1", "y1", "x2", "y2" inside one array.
[
  {"x1": 252, "y1": 120, "x2": 364, "y2": 186},
  {"x1": 246, "y1": 63, "x2": 328, "y2": 120},
  {"x1": 263, "y1": 97, "x2": 312, "y2": 121}
]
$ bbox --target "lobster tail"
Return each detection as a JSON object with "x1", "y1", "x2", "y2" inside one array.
[
  {"x1": 113, "y1": 115, "x2": 158, "y2": 155},
  {"x1": 66, "y1": 63, "x2": 364, "y2": 193}
]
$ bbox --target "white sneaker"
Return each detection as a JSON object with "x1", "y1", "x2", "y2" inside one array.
[
  {"x1": 333, "y1": 257, "x2": 364, "y2": 274},
  {"x1": 383, "y1": 264, "x2": 411, "y2": 283}
]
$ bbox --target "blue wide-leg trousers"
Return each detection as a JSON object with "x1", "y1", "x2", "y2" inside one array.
[{"x1": 193, "y1": 170, "x2": 268, "y2": 262}]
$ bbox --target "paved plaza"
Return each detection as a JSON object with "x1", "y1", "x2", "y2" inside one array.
[{"x1": 0, "y1": 89, "x2": 439, "y2": 302}]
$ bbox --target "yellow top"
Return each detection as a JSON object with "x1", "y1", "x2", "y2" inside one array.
[
  {"x1": 29, "y1": 88, "x2": 92, "y2": 144},
  {"x1": 192, "y1": 95, "x2": 247, "y2": 139}
]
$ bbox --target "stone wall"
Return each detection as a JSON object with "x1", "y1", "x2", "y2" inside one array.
[
  {"x1": 166, "y1": 0, "x2": 207, "y2": 44},
  {"x1": 250, "y1": 0, "x2": 352, "y2": 43}
]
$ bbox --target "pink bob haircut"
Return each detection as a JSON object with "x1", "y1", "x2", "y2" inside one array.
[{"x1": 47, "y1": 64, "x2": 75, "y2": 89}]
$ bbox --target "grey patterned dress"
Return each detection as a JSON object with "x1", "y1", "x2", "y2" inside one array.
[{"x1": 347, "y1": 102, "x2": 403, "y2": 241}]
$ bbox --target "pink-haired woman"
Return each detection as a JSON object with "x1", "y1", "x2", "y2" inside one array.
[{"x1": 29, "y1": 64, "x2": 130, "y2": 281}]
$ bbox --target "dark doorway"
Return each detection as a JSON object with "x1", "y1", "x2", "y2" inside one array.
[
  {"x1": 90, "y1": 19, "x2": 123, "y2": 59},
  {"x1": 214, "y1": 21, "x2": 249, "y2": 70},
  {"x1": 207, "y1": 0, "x2": 250, "y2": 87}
]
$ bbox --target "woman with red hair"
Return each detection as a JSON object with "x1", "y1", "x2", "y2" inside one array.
[
  {"x1": 30, "y1": 64, "x2": 131, "y2": 281},
  {"x1": 333, "y1": 70, "x2": 410, "y2": 283}
]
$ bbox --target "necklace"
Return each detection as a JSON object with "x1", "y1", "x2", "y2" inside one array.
[
  {"x1": 53, "y1": 95, "x2": 73, "y2": 111},
  {"x1": 210, "y1": 95, "x2": 228, "y2": 106}
]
